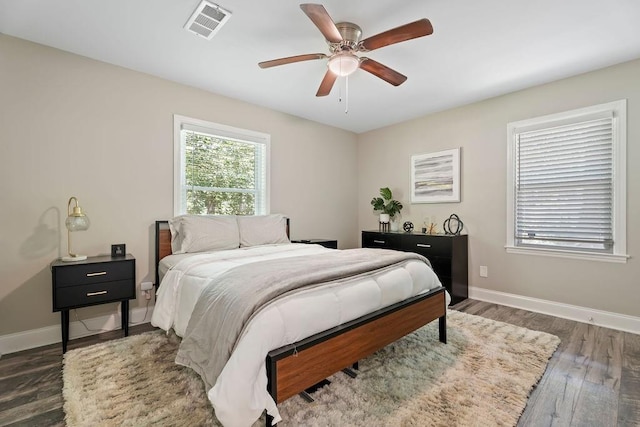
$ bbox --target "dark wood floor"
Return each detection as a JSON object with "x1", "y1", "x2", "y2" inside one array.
[{"x1": 1, "y1": 300, "x2": 638, "y2": 426}]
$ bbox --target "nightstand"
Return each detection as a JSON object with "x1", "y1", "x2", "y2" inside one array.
[
  {"x1": 291, "y1": 239, "x2": 338, "y2": 249},
  {"x1": 51, "y1": 254, "x2": 136, "y2": 353}
]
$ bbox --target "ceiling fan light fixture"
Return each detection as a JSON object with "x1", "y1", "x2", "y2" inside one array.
[{"x1": 327, "y1": 53, "x2": 360, "y2": 76}]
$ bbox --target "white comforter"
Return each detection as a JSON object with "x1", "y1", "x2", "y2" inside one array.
[{"x1": 151, "y1": 243, "x2": 446, "y2": 427}]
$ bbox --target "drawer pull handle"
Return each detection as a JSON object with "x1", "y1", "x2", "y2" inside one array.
[
  {"x1": 86, "y1": 272, "x2": 107, "y2": 277},
  {"x1": 373, "y1": 240, "x2": 386, "y2": 244},
  {"x1": 87, "y1": 290, "x2": 108, "y2": 297},
  {"x1": 416, "y1": 244, "x2": 432, "y2": 248}
]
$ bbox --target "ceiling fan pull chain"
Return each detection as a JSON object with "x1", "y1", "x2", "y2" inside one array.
[{"x1": 345, "y1": 75, "x2": 349, "y2": 114}]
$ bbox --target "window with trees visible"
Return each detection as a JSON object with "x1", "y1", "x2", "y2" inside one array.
[
  {"x1": 506, "y1": 100, "x2": 627, "y2": 263},
  {"x1": 173, "y1": 115, "x2": 270, "y2": 216}
]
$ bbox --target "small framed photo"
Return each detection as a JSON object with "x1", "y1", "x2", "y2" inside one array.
[
  {"x1": 111, "y1": 243, "x2": 126, "y2": 258},
  {"x1": 411, "y1": 148, "x2": 461, "y2": 203}
]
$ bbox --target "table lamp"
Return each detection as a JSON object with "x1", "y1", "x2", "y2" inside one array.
[{"x1": 62, "y1": 196, "x2": 90, "y2": 262}]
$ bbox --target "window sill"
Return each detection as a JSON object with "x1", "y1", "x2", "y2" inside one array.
[{"x1": 505, "y1": 246, "x2": 629, "y2": 263}]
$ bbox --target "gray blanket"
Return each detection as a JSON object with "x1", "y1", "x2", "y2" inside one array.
[{"x1": 175, "y1": 248, "x2": 431, "y2": 390}]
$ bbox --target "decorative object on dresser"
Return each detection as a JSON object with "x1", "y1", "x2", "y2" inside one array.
[
  {"x1": 370, "y1": 187, "x2": 403, "y2": 232},
  {"x1": 362, "y1": 230, "x2": 468, "y2": 304},
  {"x1": 410, "y1": 148, "x2": 461, "y2": 203},
  {"x1": 62, "y1": 196, "x2": 90, "y2": 262},
  {"x1": 51, "y1": 254, "x2": 136, "y2": 353},
  {"x1": 403, "y1": 221, "x2": 414, "y2": 232},
  {"x1": 443, "y1": 213, "x2": 464, "y2": 235},
  {"x1": 291, "y1": 239, "x2": 338, "y2": 249}
]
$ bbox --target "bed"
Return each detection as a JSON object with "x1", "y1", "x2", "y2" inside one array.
[{"x1": 151, "y1": 214, "x2": 448, "y2": 427}]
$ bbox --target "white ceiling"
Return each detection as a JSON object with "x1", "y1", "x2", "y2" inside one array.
[{"x1": 2, "y1": 0, "x2": 640, "y2": 133}]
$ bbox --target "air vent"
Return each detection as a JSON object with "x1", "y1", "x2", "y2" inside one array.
[{"x1": 184, "y1": 1, "x2": 231, "y2": 40}]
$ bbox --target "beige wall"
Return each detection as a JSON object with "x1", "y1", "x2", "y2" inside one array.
[
  {"x1": 2, "y1": 32, "x2": 637, "y2": 343},
  {"x1": 357, "y1": 59, "x2": 640, "y2": 318},
  {"x1": 0, "y1": 35, "x2": 358, "y2": 337}
]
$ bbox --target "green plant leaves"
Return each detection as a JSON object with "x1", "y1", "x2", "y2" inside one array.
[
  {"x1": 371, "y1": 188, "x2": 403, "y2": 217},
  {"x1": 379, "y1": 187, "x2": 392, "y2": 200}
]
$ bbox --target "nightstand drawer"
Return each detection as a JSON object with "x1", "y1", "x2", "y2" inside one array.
[
  {"x1": 401, "y1": 235, "x2": 452, "y2": 258},
  {"x1": 55, "y1": 279, "x2": 135, "y2": 309},
  {"x1": 54, "y1": 260, "x2": 134, "y2": 287}
]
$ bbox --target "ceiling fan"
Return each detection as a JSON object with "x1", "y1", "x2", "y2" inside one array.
[{"x1": 258, "y1": 4, "x2": 434, "y2": 97}]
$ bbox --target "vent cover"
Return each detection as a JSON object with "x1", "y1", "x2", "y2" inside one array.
[{"x1": 184, "y1": 1, "x2": 231, "y2": 40}]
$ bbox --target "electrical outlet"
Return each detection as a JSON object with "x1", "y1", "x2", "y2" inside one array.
[
  {"x1": 140, "y1": 281, "x2": 154, "y2": 291},
  {"x1": 479, "y1": 265, "x2": 488, "y2": 278}
]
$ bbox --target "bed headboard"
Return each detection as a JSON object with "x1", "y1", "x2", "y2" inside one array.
[{"x1": 154, "y1": 218, "x2": 290, "y2": 287}]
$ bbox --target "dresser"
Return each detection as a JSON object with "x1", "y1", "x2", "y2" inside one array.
[
  {"x1": 51, "y1": 254, "x2": 136, "y2": 352},
  {"x1": 362, "y1": 231, "x2": 468, "y2": 305}
]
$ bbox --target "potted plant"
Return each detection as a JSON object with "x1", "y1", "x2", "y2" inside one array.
[{"x1": 371, "y1": 187, "x2": 403, "y2": 224}]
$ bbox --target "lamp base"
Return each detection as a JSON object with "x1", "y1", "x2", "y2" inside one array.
[{"x1": 61, "y1": 255, "x2": 87, "y2": 262}]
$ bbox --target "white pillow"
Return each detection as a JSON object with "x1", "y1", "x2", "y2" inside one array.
[
  {"x1": 168, "y1": 215, "x2": 240, "y2": 254},
  {"x1": 237, "y1": 214, "x2": 290, "y2": 247}
]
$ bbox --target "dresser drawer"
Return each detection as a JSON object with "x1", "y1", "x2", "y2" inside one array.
[
  {"x1": 362, "y1": 232, "x2": 402, "y2": 249},
  {"x1": 55, "y1": 279, "x2": 135, "y2": 309},
  {"x1": 54, "y1": 260, "x2": 134, "y2": 287},
  {"x1": 400, "y1": 235, "x2": 452, "y2": 258}
]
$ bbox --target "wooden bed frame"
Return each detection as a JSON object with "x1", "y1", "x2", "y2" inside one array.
[{"x1": 154, "y1": 220, "x2": 447, "y2": 426}]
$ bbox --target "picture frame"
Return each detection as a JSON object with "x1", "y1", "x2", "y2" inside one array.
[
  {"x1": 410, "y1": 148, "x2": 461, "y2": 203},
  {"x1": 111, "y1": 243, "x2": 126, "y2": 258}
]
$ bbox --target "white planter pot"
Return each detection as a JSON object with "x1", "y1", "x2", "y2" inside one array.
[{"x1": 379, "y1": 213, "x2": 390, "y2": 223}]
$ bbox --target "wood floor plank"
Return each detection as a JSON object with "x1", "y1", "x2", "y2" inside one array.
[
  {"x1": 571, "y1": 327, "x2": 623, "y2": 427},
  {"x1": 517, "y1": 317, "x2": 593, "y2": 426},
  {"x1": 3, "y1": 409, "x2": 64, "y2": 427},
  {"x1": 0, "y1": 394, "x2": 62, "y2": 426},
  {"x1": 0, "y1": 366, "x2": 61, "y2": 412},
  {"x1": 618, "y1": 331, "x2": 640, "y2": 426}
]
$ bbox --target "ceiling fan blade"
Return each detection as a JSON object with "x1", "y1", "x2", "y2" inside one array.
[
  {"x1": 300, "y1": 4, "x2": 342, "y2": 43},
  {"x1": 316, "y1": 70, "x2": 338, "y2": 96},
  {"x1": 359, "y1": 58, "x2": 407, "y2": 86},
  {"x1": 359, "y1": 19, "x2": 433, "y2": 52},
  {"x1": 259, "y1": 53, "x2": 327, "y2": 69}
]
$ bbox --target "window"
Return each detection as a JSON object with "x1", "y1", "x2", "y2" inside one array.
[
  {"x1": 173, "y1": 115, "x2": 270, "y2": 216},
  {"x1": 506, "y1": 100, "x2": 627, "y2": 262}
]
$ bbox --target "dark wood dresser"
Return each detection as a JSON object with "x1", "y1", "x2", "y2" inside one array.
[{"x1": 362, "y1": 231, "x2": 468, "y2": 305}]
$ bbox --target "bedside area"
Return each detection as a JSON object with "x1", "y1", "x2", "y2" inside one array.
[
  {"x1": 51, "y1": 254, "x2": 136, "y2": 353},
  {"x1": 291, "y1": 239, "x2": 338, "y2": 249}
]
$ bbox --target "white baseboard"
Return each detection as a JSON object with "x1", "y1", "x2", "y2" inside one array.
[
  {"x1": 0, "y1": 304, "x2": 154, "y2": 356},
  {"x1": 469, "y1": 286, "x2": 640, "y2": 335}
]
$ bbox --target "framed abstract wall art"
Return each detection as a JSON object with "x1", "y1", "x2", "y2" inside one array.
[{"x1": 411, "y1": 148, "x2": 461, "y2": 203}]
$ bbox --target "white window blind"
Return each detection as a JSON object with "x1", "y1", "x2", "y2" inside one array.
[
  {"x1": 515, "y1": 117, "x2": 613, "y2": 252},
  {"x1": 506, "y1": 100, "x2": 627, "y2": 262}
]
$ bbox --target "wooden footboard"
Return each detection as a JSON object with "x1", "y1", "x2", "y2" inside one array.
[{"x1": 266, "y1": 287, "x2": 446, "y2": 406}]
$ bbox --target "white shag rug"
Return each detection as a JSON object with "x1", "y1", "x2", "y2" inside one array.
[{"x1": 63, "y1": 310, "x2": 560, "y2": 426}]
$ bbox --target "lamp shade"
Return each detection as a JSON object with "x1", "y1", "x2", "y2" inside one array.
[
  {"x1": 62, "y1": 197, "x2": 90, "y2": 262},
  {"x1": 65, "y1": 211, "x2": 90, "y2": 231},
  {"x1": 327, "y1": 53, "x2": 360, "y2": 77}
]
